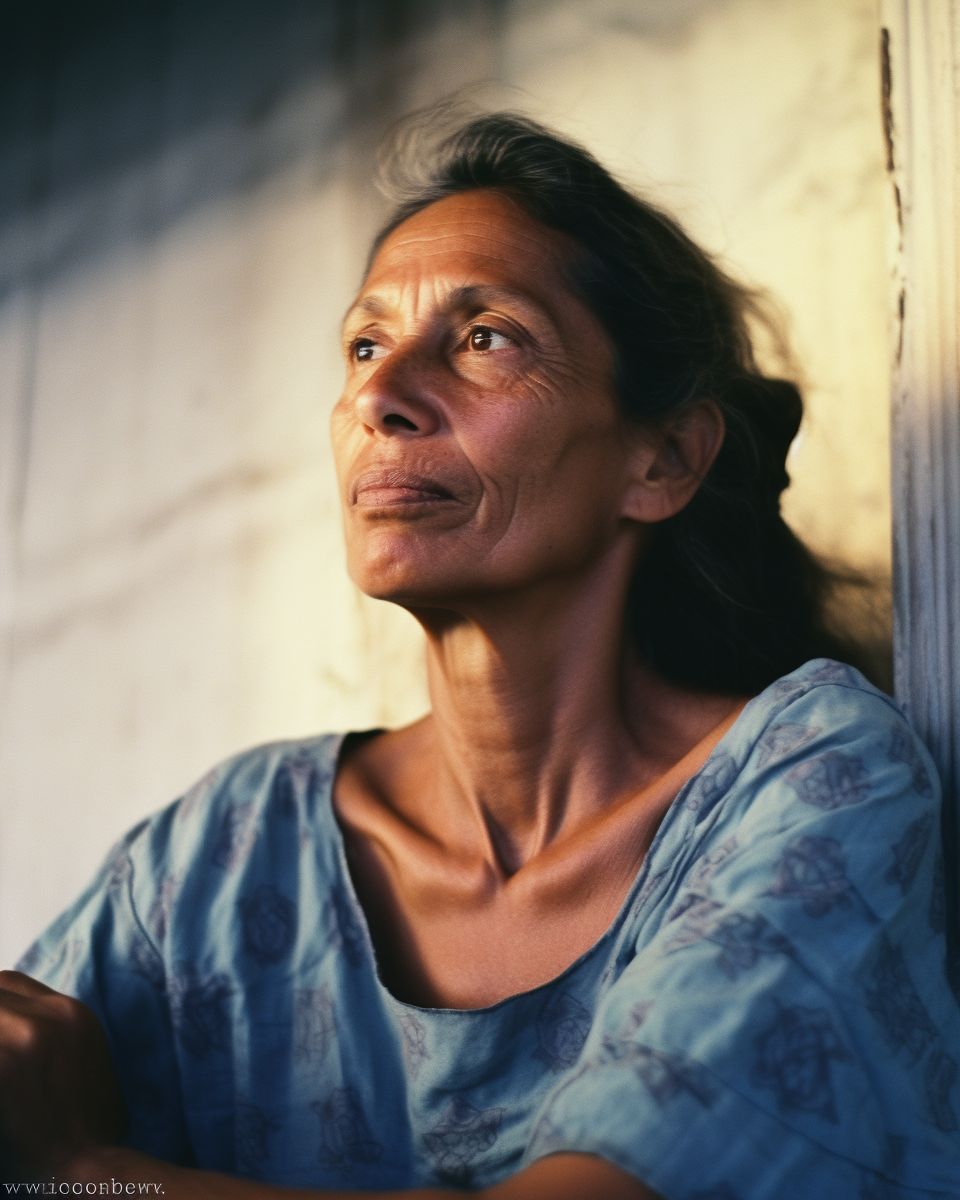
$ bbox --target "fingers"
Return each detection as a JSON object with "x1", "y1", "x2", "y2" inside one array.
[
  {"x1": 0, "y1": 973, "x2": 64, "y2": 1048},
  {"x1": 0, "y1": 970, "x2": 58, "y2": 999},
  {"x1": 0, "y1": 979, "x2": 75, "y2": 1053},
  {"x1": 0, "y1": 977, "x2": 96, "y2": 1063},
  {"x1": 0, "y1": 972, "x2": 126, "y2": 1175}
]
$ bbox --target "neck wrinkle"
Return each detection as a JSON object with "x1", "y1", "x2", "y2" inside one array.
[{"x1": 414, "y1": 580, "x2": 651, "y2": 877}]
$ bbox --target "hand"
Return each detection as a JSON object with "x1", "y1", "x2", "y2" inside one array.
[{"x1": 0, "y1": 970, "x2": 125, "y2": 1178}]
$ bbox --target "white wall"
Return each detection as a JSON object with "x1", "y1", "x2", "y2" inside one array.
[{"x1": 0, "y1": 0, "x2": 890, "y2": 961}]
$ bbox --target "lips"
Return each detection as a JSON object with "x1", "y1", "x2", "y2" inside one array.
[{"x1": 351, "y1": 467, "x2": 460, "y2": 508}]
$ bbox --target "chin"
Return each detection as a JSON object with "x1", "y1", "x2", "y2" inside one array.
[
  {"x1": 348, "y1": 547, "x2": 457, "y2": 607},
  {"x1": 345, "y1": 523, "x2": 476, "y2": 604}
]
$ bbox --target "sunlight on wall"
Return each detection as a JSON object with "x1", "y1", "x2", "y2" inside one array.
[{"x1": 0, "y1": 0, "x2": 890, "y2": 959}]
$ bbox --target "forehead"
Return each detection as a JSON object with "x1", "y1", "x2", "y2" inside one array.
[{"x1": 361, "y1": 190, "x2": 579, "y2": 299}]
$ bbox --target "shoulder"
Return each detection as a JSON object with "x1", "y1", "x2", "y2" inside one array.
[
  {"x1": 55, "y1": 733, "x2": 352, "y2": 964},
  {"x1": 703, "y1": 658, "x2": 938, "y2": 829},
  {"x1": 660, "y1": 659, "x2": 945, "y2": 955},
  {"x1": 125, "y1": 732, "x2": 344, "y2": 868},
  {"x1": 747, "y1": 656, "x2": 916, "y2": 741},
  {"x1": 734, "y1": 657, "x2": 936, "y2": 825},
  {"x1": 654, "y1": 659, "x2": 943, "y2": 934}
]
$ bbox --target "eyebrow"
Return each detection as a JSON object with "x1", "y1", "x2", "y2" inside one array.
[{"x1": 340, "y1": 284, "x2": 555, "y2": 334}]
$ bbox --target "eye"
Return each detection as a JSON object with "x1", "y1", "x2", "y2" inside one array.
[
  {"x1": 349, "y1": 336, "x2": 386, "y2": 363},
  {"x1": 467, "y1": 325, "x2": 514, "y2": 352}
]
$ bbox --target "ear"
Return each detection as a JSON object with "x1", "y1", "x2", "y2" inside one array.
[{"x1": 620, "y1": 400, "x2": 725, "y2": 523}]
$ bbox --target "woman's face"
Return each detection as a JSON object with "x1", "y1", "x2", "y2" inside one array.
[{"x1": 331, "y1": 189, "x2": 643, "y2": 609}]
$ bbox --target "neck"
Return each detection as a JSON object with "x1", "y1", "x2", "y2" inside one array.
[{"x1": 409, "y1": 567, "x2": 702, "y2": 878}]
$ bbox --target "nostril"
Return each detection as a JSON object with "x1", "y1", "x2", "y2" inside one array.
[{"x1": 383, "y1": 412, "x2": 418, "y2": 431}]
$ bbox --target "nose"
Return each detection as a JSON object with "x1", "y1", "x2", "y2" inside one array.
[{"x1": 352, "y1": 344, "x2": 443, "y2": 438}]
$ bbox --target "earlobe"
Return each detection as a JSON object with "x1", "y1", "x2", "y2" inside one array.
[{"x1": 621, "y1": 401, "x2": 725, "y2": 523}]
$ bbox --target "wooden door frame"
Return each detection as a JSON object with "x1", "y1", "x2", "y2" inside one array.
[{"x1": 881, "y1": 0, "x2": 959, "y2": 957}]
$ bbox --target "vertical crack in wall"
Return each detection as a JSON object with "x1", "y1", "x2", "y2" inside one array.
[{"x1": 880, "y1": 25, "x2": 905, "y2": 366}]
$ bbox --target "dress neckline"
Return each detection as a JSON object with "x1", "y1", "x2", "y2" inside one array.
[{"x1": 319, "y1": 682, "x2": 787, "y2": 1016}]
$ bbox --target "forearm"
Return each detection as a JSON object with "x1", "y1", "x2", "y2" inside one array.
[
  {"x1": 64, "y1": 1147, "x2": 657, "y2": 1200},
  {"x1": 64, "y1": 1147, "x2": 468, "y2": 1200}
]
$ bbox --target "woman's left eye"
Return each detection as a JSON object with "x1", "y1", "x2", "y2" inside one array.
[{"x1": 467, "y1": 326, "x2": 514, "y2": 352}]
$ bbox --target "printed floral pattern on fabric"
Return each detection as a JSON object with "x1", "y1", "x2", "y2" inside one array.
[
  {"x1": 755, "y1": 722, "x2": 821, "y2": 768},
  {"x1": 885, "y1": 814, "x2": 934, "y2": 895},
  {"x1": 240, "y1": 884, "x2": 297, "y2": 967},
  {"x1": 103, "y1": 842, "x2": 134, "y2": 894},
  {"x1": 766, "y1": 835, "x2": 878, "y2": 922},
  {"x1": 664, "y1": 899, "x2": 794, "y2": 979},
  {"x1": 596, "y1": 1038, "x2": 718, "y2": 1109},
  {"x1": 313, "y1": 1088, "x2": 384, "y2": 1174},
  {"x1": 803, "y1": 661, "x2": 861, "y2": 688},
  {"x1": 785, "y1": 750, "x2": 870, "y2": 811},
  {"x1": 146, "y1": 873, "x2": 181, "y2": 945},
  {"x1": 687, "y1": 836, "x2": 740, "y2": 891},
  {"x1": 129, "y1": 932, "x2": 167, "y2": 993},
  {"x1": 534, "y1": 990, "x2": 591, "y2": 1071},
  {"x1": 864, "y1": 937, "x2": 938, "y2": 1065},
  {"x1": 398, "y1": 1012, "x2": 430, "y2": 1080},
  {"x1": 750, "y1": 1004, "x2": 850, "y2": 1123},
  {"x1": 168, "y1": 968, "x2": 233, "y2": 1059},
  {"x1": 424, "y1": 1097, "x2": 506, "y2": 1186},
  {"x1": 211, "y1": 801, "x2": 259, "y2": 871},
  {"x1": 683, "y1": 752, "x2": 739, "y2": 821},
  {"x1": 323, "y1": 888, "x2": 366, "y2": 968},
  {"x1": 631, "y1": 1046, "x2": 718, "y2": 1108},
  {"x1": 293, "y1": 986, "x2": 335, "y2": 1064}
]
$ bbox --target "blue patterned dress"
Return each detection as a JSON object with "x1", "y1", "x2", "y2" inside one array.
[{"x1": 18, "y1": 660, "x2": 960, "y2": 1197}]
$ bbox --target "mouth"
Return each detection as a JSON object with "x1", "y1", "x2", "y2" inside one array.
[{"x1": 351, "y1": 468, "x2": 460, "y2": 509}]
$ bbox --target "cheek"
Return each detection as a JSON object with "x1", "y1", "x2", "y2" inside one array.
[
  {"x1": 329, "y1": 402, "x2": 362, "y2": 485},
  {"x1": 462, "y1": 414, "x2": 550, "y2": 519},
  {"x1": 472, "y1": 390, "x2": 626, "y2": 493},
  {"x1": 467, "y1": 418, "x2": 629, "y2": 554}
]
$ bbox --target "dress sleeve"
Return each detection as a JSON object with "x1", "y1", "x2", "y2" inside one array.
[
  {"x1": 524, "y1": 682, "x2": 960, "y2": 1199},
  {"x1": 16, "y1": 802, "x2": 193, "y2": 1164}
]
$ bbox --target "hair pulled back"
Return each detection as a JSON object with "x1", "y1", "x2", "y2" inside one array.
[{"x1": 372, "y1": 111, "x2": 858, "y2": 694}]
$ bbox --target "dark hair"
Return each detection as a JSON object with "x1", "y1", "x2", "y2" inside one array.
[{"x1": 371, "y1": 111, "x2": 867, "y2": 695}]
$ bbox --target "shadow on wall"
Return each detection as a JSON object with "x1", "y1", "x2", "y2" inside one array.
[
  {"x1": 2, "y1": 0, "x2": 492, "y2": 292},
  {"x1": 1, "y1": 0, "x2": 732, "y2": 292},
  {"x1": 3, "y1": 0, "x2": 441, "y2": 291}
]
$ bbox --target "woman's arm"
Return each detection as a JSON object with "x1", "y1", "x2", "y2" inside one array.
[
  {"x1": 66, "y1": 1146, "x2": 659, "y2": 1200},
  {"x1": 0, "y1": 970, "x2": 125, "y2": 1175},
  {"x1": 2, "y1": 970, "x2": 656, "y2": 1200}
]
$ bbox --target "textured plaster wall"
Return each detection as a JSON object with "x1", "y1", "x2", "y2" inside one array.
[{"x1": 0, "y1": 0, "x2": 890, "y2": 960}]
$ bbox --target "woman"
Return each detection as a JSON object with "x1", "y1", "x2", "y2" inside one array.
[{"x1": 2, "y1": 114, "x2": 958, "y2": 1199}]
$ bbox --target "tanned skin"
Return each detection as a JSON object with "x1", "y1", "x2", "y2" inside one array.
[{"x1": 2, "y1": 191, "x2": 746, "y2": 1199}]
